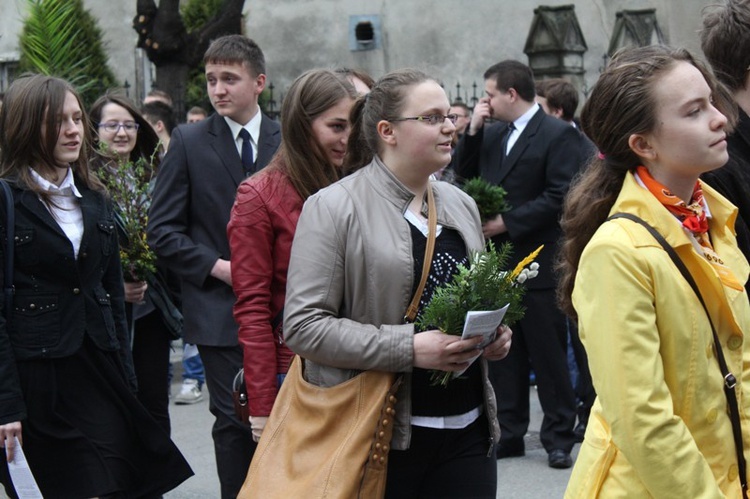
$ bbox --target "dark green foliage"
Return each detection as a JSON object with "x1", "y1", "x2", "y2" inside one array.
[
  {"x1": 181, "y1": 0, "x2": 224, "y2": 112},
  {"x1": 19, "y1": 0, "x2": 117, "y2": 108},
  {"x1": 418, "y1": 242, "x2": 527, "y2": 336},
  {"x1": 182, "y1": 0, "x2": 225, "y2": 31},
  {"x1": 462, "y1": 177, "x2": 510, "y2": 223},
  {"x1": 417, "y1": 241, "x2": 541, "y2": 385},
  {"x1": 185, "y1": 67, "x2": 212, "y2": 112}
]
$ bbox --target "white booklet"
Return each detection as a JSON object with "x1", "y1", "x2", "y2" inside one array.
[
  {"x1": 5, "y1": 436, "x2": 43, "y2": 499},
  {"x1": 454, "y1": 304, "x2": 509, "y2": 377}
]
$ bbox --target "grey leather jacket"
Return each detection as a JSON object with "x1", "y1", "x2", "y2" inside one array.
[{"x1": 284, "y1": 156, "x2": 501, "y2": 450}]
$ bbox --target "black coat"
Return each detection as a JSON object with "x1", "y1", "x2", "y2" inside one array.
[
  {"x1": 0, "y1": 178, "x2": 133, "y2": 424},
  {"x1": 702, "y1": 108, "x2": 750, "y2": 294}
]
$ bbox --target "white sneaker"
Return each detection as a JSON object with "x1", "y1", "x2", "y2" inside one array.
[{"x1": 174, "y1": 379, "x2": 204, "y2": 405}]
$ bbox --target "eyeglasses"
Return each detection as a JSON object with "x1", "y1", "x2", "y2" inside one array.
[
  {"x1": 390, "y1": 114, "x2": 458, "y2": 126},
  {"x1": 98, "y1": 121, "x2": 139, "y2": 133}
]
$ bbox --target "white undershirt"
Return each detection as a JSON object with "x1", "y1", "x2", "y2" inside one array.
[
  {"x1": 30, "y1": 167, "x2": 84, "y2": 258},
  {"x1": 403, "y1": 208, "x2": 443, "y2": 237},
  {"x1": 411, "y1": 406, "x2": 483, "y2": 430}
]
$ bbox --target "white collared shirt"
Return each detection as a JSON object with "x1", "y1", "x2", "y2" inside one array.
[
  {"x1": 403, "y1": 209, "x2": 443, "y2": 238},
  {"x1": 224, "y1": 110, "x2": 262, "y2": 161},
  {"x1": 506, "y1": 103, "x2": 542, "y2": 154},
  {"x1": 29, "y1": 167, "x2": 84, "y2": 258}
]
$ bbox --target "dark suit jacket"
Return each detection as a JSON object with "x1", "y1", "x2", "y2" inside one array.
[
  {"x1": 148, "y1": 112, "x2": 281, "y2": 346},
  {"x1": 455, "y1": 107, "x2": 582, "y2": 289},
  {"x1": 702, "y1": 108, "x2": 750, "y2": 293},
  {"x1": 0, "y1": 178, "x2": 133, "y2": 424},
  {"x1": 578, "y1": 127, "x2": 597, "y2": 170}
]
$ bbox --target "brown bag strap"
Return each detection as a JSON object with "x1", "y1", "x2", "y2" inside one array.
[{"x1": 404, "y1": 185, "x2": 437, "y2": 323}]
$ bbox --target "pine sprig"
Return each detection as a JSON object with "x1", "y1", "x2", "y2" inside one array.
[
  {"x1": 462, "y1": 177, "x2": 510, "y2": 223},
  {"x1": 417, "y1": 241, "x2": 540, "y2": 386}
]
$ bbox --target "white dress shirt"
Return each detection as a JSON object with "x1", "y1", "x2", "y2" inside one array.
[
  {"x1": 30, "y1": 167, "x2": 84, "y2": 258},
  {"x1": 506, "y1": 103, "x2": 542, "y2": 154}
]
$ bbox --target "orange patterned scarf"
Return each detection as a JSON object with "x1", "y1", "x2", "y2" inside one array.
[{"x1": 636, "y1": 166, "x2": 743, "y2": 291}]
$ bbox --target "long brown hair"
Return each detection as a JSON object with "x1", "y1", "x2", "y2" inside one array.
[
  {"x1": 0, "y1": 74, "x2": 105, "y2": 195},
  {"x1": 344, "y1": 68, "x2": 433, "y2": 174},
  {"x1": 557, "y1": 45, "x2": 737, "y2": 318},
  {"x1": 273, "y1": 69, "x2": 356, "y2": 200}
]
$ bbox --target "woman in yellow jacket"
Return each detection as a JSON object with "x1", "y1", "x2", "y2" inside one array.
[{"x1": 558, "y1": 45, "x2": 750, "y2": 497}]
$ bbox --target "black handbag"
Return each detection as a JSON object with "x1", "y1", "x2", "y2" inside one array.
[
  {"x1": 232, "y1": 310, "x2": 284, "y2": 423},
  {"x1": 145, "y1": 270, "x2": 183, "y2": 340}
]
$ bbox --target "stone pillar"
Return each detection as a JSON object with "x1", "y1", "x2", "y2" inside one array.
[
  {"x1": 608, "y1": 8, "x2": 667, "y2": 57},
  {"x1": 524, "y1": 4, "x2": 588, "y2": 91}
]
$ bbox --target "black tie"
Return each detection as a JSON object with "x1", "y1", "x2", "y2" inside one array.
[
  {"x1": 238, "y1": 128, "x2": 254, "y2": 177},
  {"x1": 501, "y1": 122, "x2": 515, "y2": 158}
]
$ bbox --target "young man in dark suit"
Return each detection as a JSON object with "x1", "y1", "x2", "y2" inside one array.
[
  {"x1": 148, "y1": 35, "x2": 281, "y2": 498},
  {"x1": 455, "y1": 60, "x2": 579, "y2": 469}
]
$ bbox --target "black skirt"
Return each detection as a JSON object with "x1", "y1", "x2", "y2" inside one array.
[{"x1": 0, "y1": 335, "x2": 193, "y2": 499}]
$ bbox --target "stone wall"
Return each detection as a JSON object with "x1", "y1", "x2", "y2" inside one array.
[{"x1": 0, "y1": 0, "x2": 713, "y2": 106}]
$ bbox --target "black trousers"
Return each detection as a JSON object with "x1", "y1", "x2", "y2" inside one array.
[
  {"x1": 198, "y1": 344, "x2": 256, "y2": 499},
  {"x1": 568, "y1": 319, "x2": 595, "y2": 424},
  {"x1": 385, "y1": 416, "x2": 496, "y2": 499},
  {"x1": 132, "y1": 310, "x2": 173, "y2": 435},
  {"x1": 489, "y1": 288, "x2": 577, "y2": 453}
]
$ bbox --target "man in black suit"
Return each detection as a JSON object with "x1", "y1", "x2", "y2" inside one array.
[
  {"x1": 148, "y1": 35, "x2": 281, "y2": 498},
  {"x1": 455, "y1": 60, "x2": 579, "y2": 469},
  {"x1": 535, "y1": 78, "x2": 595, "y2": 158},
  {"x1": 536, "y1": 78, "x2": 596, "y2": 443}
]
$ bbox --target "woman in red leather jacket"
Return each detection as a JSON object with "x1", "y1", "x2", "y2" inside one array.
[{"x1": 228, "y1": 69, "x2": 358, "y2": 442}]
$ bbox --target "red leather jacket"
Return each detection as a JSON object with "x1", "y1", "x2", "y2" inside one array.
[{"x1": 228, "y1": 164, "x2": 297, "y2": 416}]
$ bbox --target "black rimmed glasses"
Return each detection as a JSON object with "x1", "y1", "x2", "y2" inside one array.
[
  {"x1": 390, "y1": 114, "x2": 459, "y2": 126},
  {"x1": 98, "y1": 121, "x2": 140, "y2": 133}
]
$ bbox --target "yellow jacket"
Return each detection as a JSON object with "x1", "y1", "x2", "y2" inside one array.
[{"x1": 566, "y1": 172, "x2": 750, "y2": 498}]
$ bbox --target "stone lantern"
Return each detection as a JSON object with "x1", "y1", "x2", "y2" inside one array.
[{"x1": 524, "y1": 4, "x2": 588, "y2": 90}]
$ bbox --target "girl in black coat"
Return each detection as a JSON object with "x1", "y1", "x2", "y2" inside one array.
[
  {"x1": 0, "y1": 74, "x2": 192, "y2": 498},
  {"x1": 90, "y1": 93, "x2": 182, "y2": 436}
]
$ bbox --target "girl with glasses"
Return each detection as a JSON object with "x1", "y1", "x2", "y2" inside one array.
[
  {"x1": 283, "y1": 69, "x2": 512, "y2": 498},
  {"x1": 90, "y1": 94, "x2": 158, "y2": 166},
  {"x1": 89, "y1": 93, "x2": 181, "y2": 437}
]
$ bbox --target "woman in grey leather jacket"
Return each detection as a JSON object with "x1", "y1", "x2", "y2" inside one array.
[{"x1": 284, "y1": 69, "x2": 512, "y2": 499}]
